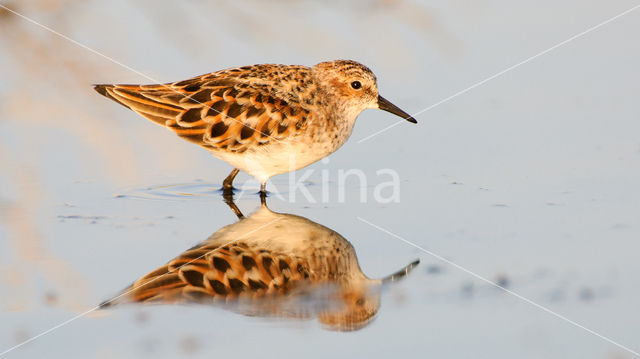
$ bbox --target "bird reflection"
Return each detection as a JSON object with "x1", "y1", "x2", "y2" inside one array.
[{"x1": 101, "y1": 195, "x2": 418, "y2": 331}]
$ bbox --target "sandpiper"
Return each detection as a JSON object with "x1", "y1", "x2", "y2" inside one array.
[{"x1": 94, "y1": 60, "x2": 416, "y2": 193}]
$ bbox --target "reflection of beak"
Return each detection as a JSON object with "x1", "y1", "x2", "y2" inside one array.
[
  {"x1": 377, "y1": 96, "x2": 418, "y2": 123},
  {"x1": 381, "y1": 259, "x2": 420, "y2": 284}
]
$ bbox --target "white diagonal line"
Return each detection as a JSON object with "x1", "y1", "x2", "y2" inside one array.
[
  {"x1": 357, "y1": 120, "x2": 404, "y2": 144},
  {"x1": 0, "y1": 4, "x2": 281, "y2": 142},
  {"x1": 357, "y1": 217, "x2": 640, "y2": 357},
  {"x1": 0, "y1": 215, "x2": 283, "y2": 357},
  {"x1": 358, "y1": 3, "x2": 640, "y2": 144}
]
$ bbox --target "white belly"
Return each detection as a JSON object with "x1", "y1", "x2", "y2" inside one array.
[
  {"x1": 210, "y1": 114, "x2": 358, "y2": 183},
  {"x1": 211, "y1": 138, "x2": 334, "y2": 183}
]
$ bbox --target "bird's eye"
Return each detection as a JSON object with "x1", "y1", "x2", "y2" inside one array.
[{"x1": 350, "y1": 81, "x2": 362, "y2": 90}]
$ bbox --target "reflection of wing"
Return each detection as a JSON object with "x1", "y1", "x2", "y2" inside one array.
[
  {"x1": 102, "y1": 239, "x2": 311, "y2": 306},
  {"x1": 94, "y1": 66, "x2": 312, "y2": 153}
]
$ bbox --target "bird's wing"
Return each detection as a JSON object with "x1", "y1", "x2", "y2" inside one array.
[
  {"x1": 100, "y1": 240, "x2": 311, "y2": 307},
  {"x1": 94, "y1": 70, "x2": 312, "y2": 152}
]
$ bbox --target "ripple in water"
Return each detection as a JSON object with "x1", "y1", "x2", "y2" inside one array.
[{"x1": 116, "y1": 181, "x2": 225, "y2": 201}]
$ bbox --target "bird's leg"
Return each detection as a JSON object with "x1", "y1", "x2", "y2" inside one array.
[
  {"x1": 259, "y1": 182, "x2": 269, "y2": 206},
  {"x1": 222, "y1": 168, "x2": 239, "y2": 193},
  {"x1": 223, "y1": 191, "x2": 244, "y2": 219},
  {"x1": 260, "y1": 190, "x2": 267, "y2": 207}
]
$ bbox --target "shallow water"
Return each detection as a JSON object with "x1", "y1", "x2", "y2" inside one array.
[{"x1": 2, "y1": 1, "x2": 640, "y2": 358}]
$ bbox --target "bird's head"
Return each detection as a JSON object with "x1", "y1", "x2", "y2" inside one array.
[{"x1": 311, "y1": 60, "x2": 417, "y2": 123}]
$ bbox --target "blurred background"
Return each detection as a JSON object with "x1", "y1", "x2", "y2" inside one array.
[{"x1": 1, "y1": 0, "x2": 639, "y2": 358}]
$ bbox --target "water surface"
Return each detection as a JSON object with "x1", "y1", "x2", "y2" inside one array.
[{"x1": 1, "y1": 1, "x2": 639, "y2": 358}]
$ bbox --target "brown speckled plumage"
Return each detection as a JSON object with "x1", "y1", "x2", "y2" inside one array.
[{"x1": 94, "y1": 60, "x2": 416, "y2": 189}]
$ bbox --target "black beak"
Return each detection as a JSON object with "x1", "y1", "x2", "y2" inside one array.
[{"x1": 377, "y1": 95, "x2": 417, "y2": 123}]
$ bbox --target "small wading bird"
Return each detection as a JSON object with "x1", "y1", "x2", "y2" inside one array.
[{"x1": 94, "y1": 60, "x2": 416, "y2": 194}]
